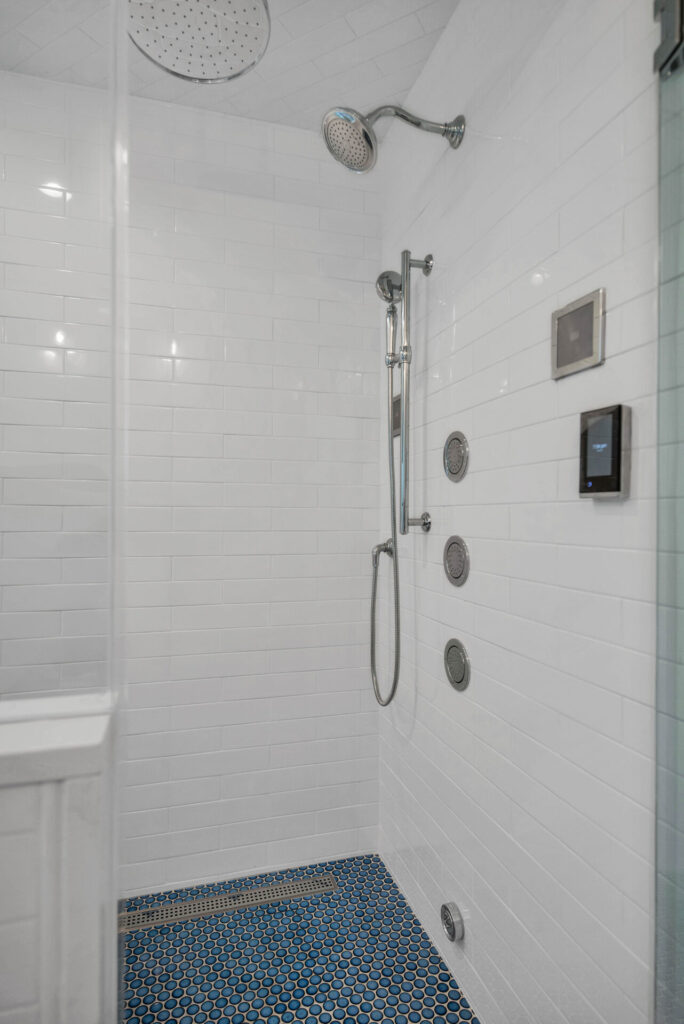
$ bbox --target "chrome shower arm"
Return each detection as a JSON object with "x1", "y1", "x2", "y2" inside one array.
[
  {"x1": 366, "y1": 106, "x2": 466, "y2": 149},
  {"x1": 366, "y1": 105, "x2": 447, "y2": 133}
]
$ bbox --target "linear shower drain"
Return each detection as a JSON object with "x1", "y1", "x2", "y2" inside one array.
[{"x1": 118, "y1": 874, "x2": 337, "y2": 933}]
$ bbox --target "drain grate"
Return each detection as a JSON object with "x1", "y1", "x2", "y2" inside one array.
[{"x1": 118, "y1": 874, "x2": 337, "y2": 933}]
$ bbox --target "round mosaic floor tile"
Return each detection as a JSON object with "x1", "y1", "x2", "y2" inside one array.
[{"x1": 121, "y1": 855, "x2": 479, "y2": 1023}]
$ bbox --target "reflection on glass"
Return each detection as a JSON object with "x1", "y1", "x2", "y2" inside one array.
[{"x1": 39, "y1": 181, "x2": 72, "y2": 200}]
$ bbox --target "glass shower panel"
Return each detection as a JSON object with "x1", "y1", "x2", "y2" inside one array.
[
  {"x1": 657, "y1": 62, "x2": 684, "y2": 1024},
  {"x1": 0, "y1": 7, "x2": 119, "y2": 705}
]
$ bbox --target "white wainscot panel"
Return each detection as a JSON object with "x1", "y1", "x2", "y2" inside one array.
[{"x1": 0, "y1": 695, "x2": 113, "y2": 1024}]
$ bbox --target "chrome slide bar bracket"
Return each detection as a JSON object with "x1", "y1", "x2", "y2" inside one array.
[{"x1": 408, "y1": 513, "x2": 432, "y2": 533}]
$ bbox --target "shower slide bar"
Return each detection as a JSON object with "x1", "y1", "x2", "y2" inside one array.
[
  {"x1": 400, "y1": 249, "x2": 432, "y2": 536},
  {"x1": 370, "y1": 249, "x2": 433, "y2": 707}
]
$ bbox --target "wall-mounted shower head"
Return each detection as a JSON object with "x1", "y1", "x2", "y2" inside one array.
[
  {"x1": 128, "y1": 0, "x2": 271, "y2": 83},
  {"x1": 321, "y1": 108, "x2": 378, "y2": 173},
  {"x1": 376, "y1": 270, "x2": 402, "y2": 304},
  {"x1": 322, "y1": 104, "x2": 465, "y2": 173}
]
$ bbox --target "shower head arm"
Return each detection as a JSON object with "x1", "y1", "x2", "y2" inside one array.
[
  {"x1": 365, "y1": 105, "x2": 465, "y2": 149},
  {"x1": 366, "y1": 105, "x2": 444, "y2": 132}
]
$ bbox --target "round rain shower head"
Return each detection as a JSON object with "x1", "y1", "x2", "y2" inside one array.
[
  {"x1": 376, "y1": 270, "x2": 402, "y2": 304},
  {"x1": 128, "y1": 0, "x2": 271, "y2": 84},
  {"x1": 321, "y1": 108, "x2": 377, "y2": 173}
]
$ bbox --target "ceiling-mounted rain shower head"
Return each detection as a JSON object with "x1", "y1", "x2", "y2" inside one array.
[
  {"x1": 128, "y1": 0, "x2": 271, "y2": 84},
  {"x1": 322, "y1": 104, "x2": 466, "y2": 173},
  {"x1": 376, "y1": 270, "x2": 402, "y2": 304}
]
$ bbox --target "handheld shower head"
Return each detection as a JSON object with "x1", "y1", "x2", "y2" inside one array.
[
  {"x1": 322, "y1": 104, "x2": 465, "y2": 173},
  {"x1": 376, "y1": 270, "x2": 402, "y2": 304}
]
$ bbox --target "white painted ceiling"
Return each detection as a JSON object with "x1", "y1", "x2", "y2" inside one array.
[{"x1": 0, "y1": 0, "x2": 457, "y2": 130}]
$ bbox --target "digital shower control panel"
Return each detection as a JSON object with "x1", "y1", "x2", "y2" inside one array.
[{"x1": 579, "y1": 404, "x2": 630, "y2": 497}]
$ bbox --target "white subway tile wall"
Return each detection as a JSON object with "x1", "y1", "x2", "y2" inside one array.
[
  {"x1": 119, "y1": 95, "x2": 382, "y2": 894},
  {"x1": 0, "y1": 71, "x2": 112, "y2": 698},
  {"x1": 376, "y1": 2, "x2": 658, "y2": 1024}
]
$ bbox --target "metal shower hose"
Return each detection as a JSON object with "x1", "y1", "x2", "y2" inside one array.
[{"x1": 370, "y1": 308, "x2": 400, "y2": 707}]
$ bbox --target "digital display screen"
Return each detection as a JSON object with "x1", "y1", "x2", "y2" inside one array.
[
  {"x1": 586, "y1": 413, "x2": 613, "y2": 477},
  {"x1": 580, "y1": 405, "x2": 628, "y2": 497}
]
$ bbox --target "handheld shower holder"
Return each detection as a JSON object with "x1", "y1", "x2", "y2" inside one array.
[{"x1": 372, "y1": 539, "x2": 393, "y2": 567}]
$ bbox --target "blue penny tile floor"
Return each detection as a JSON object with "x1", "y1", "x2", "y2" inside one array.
[{"x1": 120, "y1": 853, "x2": 479, "y2": 1024}]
